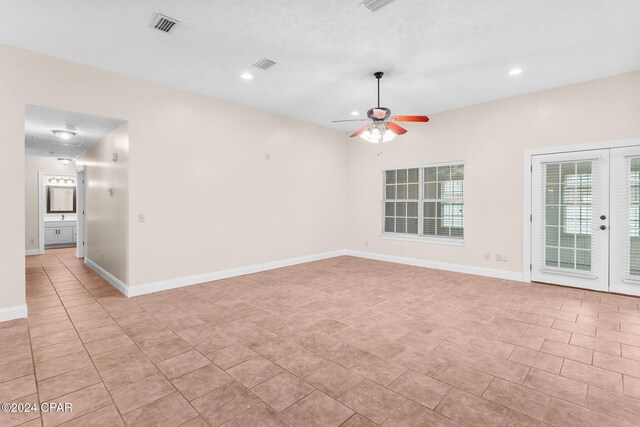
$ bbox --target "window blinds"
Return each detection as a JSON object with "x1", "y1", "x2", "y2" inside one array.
[
  {"x1": 541, "y1": 160, "x2": 599, "y2": 275},
  {"x1": 383, "y1": 164, "x2": 464, "y2": 239}
]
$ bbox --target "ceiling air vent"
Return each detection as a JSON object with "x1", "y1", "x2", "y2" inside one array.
[
  {"x1": 151, "y1": 14, "x2": 179, "y2": 33},
  {"x1": 360, "y1": 0, "x2": 395, "y2": 12},
  {"x1": 253, "y1": 58, "x2": 277, "y2": 70}
]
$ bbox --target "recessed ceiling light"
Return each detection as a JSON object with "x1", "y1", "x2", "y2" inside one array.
[
  {"x1": 241, "y1": 73, "x2": 253, "y2": 80},
  {"x1": 508, "y1": 68, "x2": 523, "y2": 76},
  {"x1": 52, "y1": 130, "x2": 77, "y2": 140},
  {"x1": 351, "y1": 111, "x2": 359, "y2": 116}
]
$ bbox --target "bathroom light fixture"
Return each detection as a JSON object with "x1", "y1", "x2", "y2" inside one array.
[
  {"x1": 508, "y1": 67, "x2": 523, "y2": 76},
  {"x1": 351, "y1": 111, "x2": 359, "y2": 116},
  {"x1": 57, "y1": 157, "x2": 73, "y2": 165},
  {"x1": 241, "y1": 73, "x2": 253, "y2": 80},
  {"x1": 52, "y1": 130, "x2": 77, "y2": 140},
  {"x1": 48, "y1": 176, "x2": 75, "y2": 184}
]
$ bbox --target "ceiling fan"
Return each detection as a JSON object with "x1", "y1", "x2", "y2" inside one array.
[{"x1": 332, "y1": 71, "x2": 429, "y2": 143}]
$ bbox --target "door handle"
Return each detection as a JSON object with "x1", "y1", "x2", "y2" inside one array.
[{"x1": 600, "y1": 225, "x2": 607, "y2": 230}]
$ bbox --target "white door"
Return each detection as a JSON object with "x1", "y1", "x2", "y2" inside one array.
[
  {"x1": 610, "y1": 146, "x2": 640, "y2": 295},
  {"x1": 531, "y1": 150, "x2": 610, "y2": 292},
  {"x1": 58, "y1": 227, "x2": 74, "y2": 244}
]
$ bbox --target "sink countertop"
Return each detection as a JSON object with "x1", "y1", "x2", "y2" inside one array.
[{"x1": 44, "y1": 217, "x2": 77, "y2": 222}]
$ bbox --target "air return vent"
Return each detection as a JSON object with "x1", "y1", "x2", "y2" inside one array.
[
  {"x1": 360, "y1": 0, "x2": 395, "y2": 12},
  {"x1": 252, "y1": 58, "x2": 277, "y2": 70},
  {"x1": 151, "y1": 14, "x2": 179, "y2": 33}
]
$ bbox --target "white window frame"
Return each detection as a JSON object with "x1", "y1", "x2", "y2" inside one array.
[{"x1": 381, "y1": 161, "x2": 465, "y2": 246}]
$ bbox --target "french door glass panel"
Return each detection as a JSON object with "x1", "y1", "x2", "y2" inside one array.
[
  {"x1": 610, "y1": 147, "x2": 640, "y2": 295},
  {"x1": 531, "y1": 150, "x2": 609, "y2": 292}
]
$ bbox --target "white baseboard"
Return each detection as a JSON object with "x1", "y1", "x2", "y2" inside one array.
[
  {"x1": 126, "y1": 250, "x2": 348, "y2": 297},
  {"x1": 84, "y1": 258, "x2": 129, "y2": 296},
  {"x1": 345, "y1": 249, "x2": 526, "y2": 282},
  {"x1": 0, "y1": 305, "x2": 28, "y2": 322},
  {"x1": 85, "y1": 248, "x2": 524, "y2": 299},
  {"x1": 25, "y1": 249, "x2": 42, "y2": 256}
]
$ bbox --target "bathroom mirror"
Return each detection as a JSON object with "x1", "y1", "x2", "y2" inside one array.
[{"x1": 47, "y1": 186, "x2": 76, "y2": 214}]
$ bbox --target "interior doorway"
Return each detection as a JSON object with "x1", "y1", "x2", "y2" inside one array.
[
  {"x1": 529, "y1": 142, "x2": 640, "y2": 295},
  {"x1": 24, "y1": 104, "x2": 126, "y2": 259},
  {"x1": 38, "y1": 171, "x2": 79, "y2": 254}
]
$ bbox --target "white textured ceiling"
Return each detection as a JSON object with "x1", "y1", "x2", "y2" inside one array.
[
  {"x1": 3, "y1": 1, "x2": 640, "y2": 132},
  {"x1": 25, "y1": 105, "x2": 125, "y2": 159}
]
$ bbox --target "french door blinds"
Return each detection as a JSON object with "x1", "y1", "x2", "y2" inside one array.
[{"x1": 531, "y1": 146, "x2": 640, "y2": 295}]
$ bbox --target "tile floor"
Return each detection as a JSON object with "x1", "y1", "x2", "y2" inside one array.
[{"x1": 3, "y1": 248, "x2": 640, "y2": 425}]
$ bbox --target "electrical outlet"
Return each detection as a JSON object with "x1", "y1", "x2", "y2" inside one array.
[
  {"x1": 364, "y1": 240, "x2": 369, "y2": 246},
  {"x1": 264, "y1": 153, "x2": 271, "y2": 160},
  {"x1": 495, "y1": 254, "x2": 509, "y2": 262},
  {"x1": 484, "y1": 252, "x2": 491, "y2": 260},
  {"x1": 138, "y1": 213, "x2": 145, "y2": 223},
  {"x1": 30, "y1": 238, "x2": 34, "y2": 244}
]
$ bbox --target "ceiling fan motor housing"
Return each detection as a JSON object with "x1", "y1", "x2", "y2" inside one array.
[{"x1": 368, "y1": 107, "x2": 391, "y2": 121}]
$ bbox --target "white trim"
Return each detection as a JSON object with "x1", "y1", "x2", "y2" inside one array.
[
  {"x1": 39, "y1": 171, "x2": 77, "y2": 254},
  {"x1": 76, "y1": 169, "x2": 85, "y2": 258},
  {"x1": 346, "y1": 249, "x2": 525, "y2": 282},
  {"x1": 382, "y1": 163, "x2": 465, "y2": 241},
  {"x1": 85, "y1": 258, "x2": 129, "y2": 296},
  {"x1": 127, "y1": 250, "x2": 348, "y2": 297},
  {"x1": 524, "y1": 138, "x2": 640, "y2": 157},
  {"x1": 25, "y1": 249, "x2": 42, "y2": 256},
  {"x1": 88, "y1": 248, "x2": 529, "y2": 299},
  {"x1": 383, "y1": 159, "x2": 467, "y2": 171},
  {"x1": 380, "y1": 234, "x2": 465, "y2": 246},
  {"x1": 86, "y1": 250, "x2": 348, "y2": 298},
  {"x1": 523, "y1": 153, "x2": 532, "y2": 282},
  {"x1": 523, "y1": 138, "x2": 640, "y2": 287},
  {"x1": 0, "y1": 305, "x2": 28, "y2": 322}
]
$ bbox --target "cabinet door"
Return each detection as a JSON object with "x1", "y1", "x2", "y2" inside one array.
[
  {"x1": 58, "y1": 227, "x2": 74, "y2": 244},
  {"x1": 44, "y1": 228, "x2": 58, "y2": 244}
]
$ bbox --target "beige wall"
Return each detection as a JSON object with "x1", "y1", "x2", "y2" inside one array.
[
  {"x1": 77, "y1": 124, "x2": 129, "y2": 283},
  {"x1": 3, "y1": 41, "x2": 639, "y2": 316},
  {"x1": 1, "y1": 42, "x2": 347, "y2": 312},
  {"x1": 24, "y1": 157, "x2": 77, "y2": 251},
  {"x1": 346, "y1": 71, "x2": 640, "y2": 275}
]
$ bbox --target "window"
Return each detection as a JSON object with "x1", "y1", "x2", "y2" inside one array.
[{"x1": 383, "y1": 163, "x2": 464, "y2": 240}]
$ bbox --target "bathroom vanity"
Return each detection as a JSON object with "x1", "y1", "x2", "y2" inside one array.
[{"x1": 44, "y1": 219, "x2": 77, "y2": 246}]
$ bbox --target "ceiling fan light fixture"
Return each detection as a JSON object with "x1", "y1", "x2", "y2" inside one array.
[
  {"x1": 360, "y1": 125, "x2": 396, "y2": 144},
  {"x1": 52, "y1": 130, "x2": 77, "y2": 140},
  {"x1": 508, "y1": 67, "x2": 523, "y2": 76}
]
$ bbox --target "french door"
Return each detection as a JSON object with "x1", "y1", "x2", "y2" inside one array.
[{"x1": 531, "y1": 146, "x2": 640, "y2": 295}]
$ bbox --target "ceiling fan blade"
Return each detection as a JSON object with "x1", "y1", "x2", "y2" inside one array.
[
  {"x1": 331, "y1": 119, "x2": 368, "y2": 123},
  {"x1": 393, "y1": 115, "x2": 430, "y2": 122},
  {"x1": 387, "y1": 122, "x2": 407, "y2": 135},
  {"x1": 350, "y1": 125, "x2": 370, "y2": 138}
]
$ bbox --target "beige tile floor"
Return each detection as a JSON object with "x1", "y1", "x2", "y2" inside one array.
[{"x1": 3, "y1": 248, "x2": 640, "y2": 425}]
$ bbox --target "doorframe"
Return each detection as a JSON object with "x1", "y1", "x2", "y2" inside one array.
[
  {"x1": 523, "y1": 138, "x2": 640, "y2": 283},
  {"x1": 38, "y1": 171, "x2": 78, "y2": 254},
  {"x1": 76, "y1": 169, "x2": 85, "y2": 258}
]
